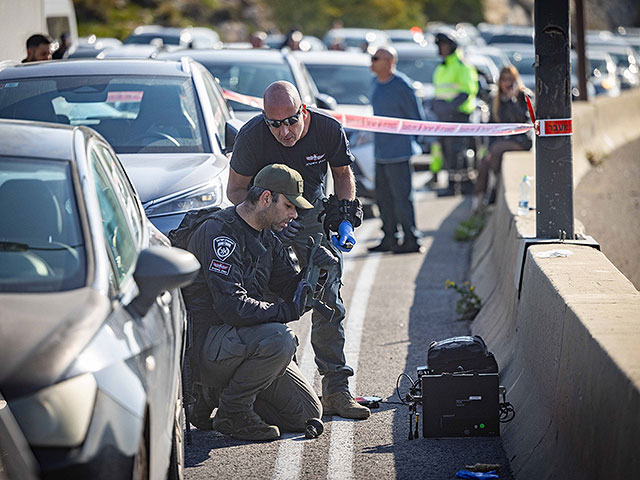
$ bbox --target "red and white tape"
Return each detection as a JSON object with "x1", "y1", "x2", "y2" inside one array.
[{"x1": 222, "y1": 88, "x2": 572, "y2": 137}]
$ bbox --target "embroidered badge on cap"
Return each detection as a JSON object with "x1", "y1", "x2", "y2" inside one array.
[
  {"x1": 213, "y1": 236, "x2": 236, "y2": 261},
  {"x1": 209, "y1": 259, "x2": 231, "y2": 275}
]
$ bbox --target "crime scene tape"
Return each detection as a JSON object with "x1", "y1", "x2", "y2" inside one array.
[{"x1": 223, "y1": 89, "x2": 572, "y2": 137}]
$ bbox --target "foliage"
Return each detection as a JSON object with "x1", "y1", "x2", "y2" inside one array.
[
  {"x1": 454, "y1": 214, "x2": 486, "y2": 241},
  {"x1": 268, "y1": 0, "x2": 428, "y2": 37},
  {"x1": 73, "y1": 0, "x2": 223, "y2": 39},
  {"x1": 422, "y1": 0, "x2": 485, "y2": 25},
  {"x1": 73, "y1": 0, "x2": 486, "y2": 41},
  {"x1": 445, "y1": 280, "x2": 481, "y2": 321}
]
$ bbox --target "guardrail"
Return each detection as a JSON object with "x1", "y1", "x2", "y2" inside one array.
[{"x1": 470, "y1": 89, "x2": 640, "y2": 480}]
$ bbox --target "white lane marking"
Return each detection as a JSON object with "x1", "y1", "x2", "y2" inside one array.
[
  {"x1": 272, "y1": 219, "x2": 380, "y2": 480},
  {"x1": 272, "y1": 326, "x2": 315, "y2": 480},
  {"x1": 327, "y1": 252, "x2": 380, "y2": 480}
]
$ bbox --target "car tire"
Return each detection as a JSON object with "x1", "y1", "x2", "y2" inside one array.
[
  {"x1": 133, "y1": 429, "x2": 149, "y2": 480},
  {"x1": 168, "y1": 377, "x2": 185, "y2": 480}
]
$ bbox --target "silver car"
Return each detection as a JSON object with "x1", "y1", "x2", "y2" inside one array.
[
  {"x1": 0, "y1": 58, "x2": 242, "y2": 235},
  {"x1": 0, "y1": 119, "x2": 199, "y2": 479}
]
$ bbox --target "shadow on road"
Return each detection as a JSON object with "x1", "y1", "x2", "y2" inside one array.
[{"x1": 390, "y1": 197, "x2": 515, "y2": 480}]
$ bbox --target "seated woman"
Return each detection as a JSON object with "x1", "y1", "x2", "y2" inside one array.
[{"x1": 473, "y1": 66, "x2": 533, "y2": 212}]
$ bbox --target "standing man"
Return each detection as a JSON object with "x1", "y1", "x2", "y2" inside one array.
[
  {"x1": 22, "y1": 34, "x2": 52, "y2": 63},
  {"x1": 369, "y1": 45, "x2": 425, "y2": 254},
  {"x1": 227, "y1": 81, "x2": 370, "y2": 420},
  {"x1": 431, "y1": 32, "x2": 478, "y2": 196},
  {"x1": 176, "y1": 164, "x2": 335, "y2": 441}
]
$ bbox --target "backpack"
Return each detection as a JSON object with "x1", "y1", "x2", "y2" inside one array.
[
  {"x1": 426, "y1": 335, "x2": 499, "y2": 374},
  {"x1": 168, "y1": 206, "x2": 222, "y2": 249}
]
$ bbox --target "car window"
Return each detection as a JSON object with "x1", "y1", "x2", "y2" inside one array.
[
  {"x1": 305, "y1": 64, "x2": 373, "y2": 105},
  {"x1": 124, "y1": 33, "x2": 181, "y2": 45},
  {"x1": 202, "y1": 62, "x2": 295, "y2": 111},
  {"x1": 199, "y1": 68, "x2": 232, "y2": 149},
  {"x1": 0, "y1": 76, "x2": 209, "y2": 154},
  {"x1": 95, "y1": 144, "x2": 143, "y2": 245},
  {"x1": 0, "y1": 157, "x2": 86, "y2": 292},
  {"x1": 91, "y1": 151, "x2": 137, "y2": 285}
]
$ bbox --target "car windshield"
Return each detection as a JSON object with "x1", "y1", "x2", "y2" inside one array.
[
  {"x1": 396, "y1": 56, "x2": 441, "y2": 83},
  {"x1": 202, "y1": 62, "x2": 295, "y2": 111},
  {"x1": 305, "y1": 64, "x2": 373, "y2": 105},
  {"x1": 0, "y1": 76, "x2": 208, "y2": 154},
  {"x1": 124, "y1": 33, "x2": 181, "y2": 45},
  {"x1": 0, "y1": 157, "x2": 86, "y2": 292}
]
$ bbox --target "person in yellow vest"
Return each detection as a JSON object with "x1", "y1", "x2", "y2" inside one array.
[{"x1": 431, "y1": 32, "x2": 478, "y2": 196}]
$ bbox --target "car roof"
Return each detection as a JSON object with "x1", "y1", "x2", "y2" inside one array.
[
  {"x1": 159, "y1": 48, "x2": 288, "y2": 64},
  {"x1": 0, "y1": 119, "x2": 81, "y2": 161},
  {"x1": 394, "y1": 44, "x2": 439, "y2": 56},
  {"x1": 0, "y1": 59, "x2": 191, "y2": 79},
  {"x1": 293, "y1": 50, "x2": 372, "y2": 66}
]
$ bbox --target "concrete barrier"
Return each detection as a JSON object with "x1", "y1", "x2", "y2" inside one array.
[{"x1": 470, "y1": 88, "x2": 640, "y2": 479}]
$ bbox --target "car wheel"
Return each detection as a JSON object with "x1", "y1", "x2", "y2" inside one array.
[
  {"x1": 133, "y1": 430, "x2": 149, "y2": 480},
  {"x1": 168, "y1": 378, "x2": 185, "y2": 480}
]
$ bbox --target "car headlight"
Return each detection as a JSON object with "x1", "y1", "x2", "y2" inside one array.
[
  {"x1": 10, "y1": 373, "x2": 97, "y2": 447},
  {"x1": 144, "y1": 177, "x2": 223, "y2": 217}
]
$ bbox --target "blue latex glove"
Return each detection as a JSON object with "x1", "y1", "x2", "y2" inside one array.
[
  {"x1": 331, "y1": 220, "x2": 355, "y2": 252},
  {"x1": 456, "y1": 470, "x2": 499, "y2": 479}
]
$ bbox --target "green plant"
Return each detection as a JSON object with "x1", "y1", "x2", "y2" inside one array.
[
  {"x1": 445, "y1": 280, "x2": 481, "y2": 321},
  {"x1": 454, "y1": 214, "x2": 485, "y2": 242}
]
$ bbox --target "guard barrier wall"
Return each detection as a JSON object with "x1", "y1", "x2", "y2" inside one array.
[{"x1": 470, "y1": 88, "x2": 640, "y2": 479}]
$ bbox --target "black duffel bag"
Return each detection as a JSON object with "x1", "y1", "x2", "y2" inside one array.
[{"x1": 427, "y1": 335, "x2": 498, "y2": 374}]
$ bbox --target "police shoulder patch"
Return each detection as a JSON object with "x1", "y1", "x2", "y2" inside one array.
[
  {"x1": 213, "y1": 236, "x2": 236, "y2": 261},
  {"x1": 209, "y1": 259, "x2": 231, "y2": 275}
]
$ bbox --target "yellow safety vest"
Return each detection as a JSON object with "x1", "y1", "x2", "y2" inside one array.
[{"x1": 433, "y1": 50, "x2": 478, "y2": 115}]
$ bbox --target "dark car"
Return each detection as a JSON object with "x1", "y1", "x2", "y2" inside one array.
[
  {"x1": 0, "y1": 119, "x2": 200, "y2": 479},
  {"x1": 124, "y1": 25, "x2": 222, "y2": 50},
  {"x1": 158, "y1": 48, "x2": 336, "y2": 122},
  {"x1": 0, "y1": 58, "x2": 241, "y2": 235}
]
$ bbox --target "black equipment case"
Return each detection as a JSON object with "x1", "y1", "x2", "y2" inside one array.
[
  {"x1": 420, "y1": 335, "x2": 501, "y2": 437},
  {"x1": 421, "y1": 372, "x2": 500, "y2": 437},
  {"x1": 426, "y1": 335, "x2": 498, "y2": 374}
]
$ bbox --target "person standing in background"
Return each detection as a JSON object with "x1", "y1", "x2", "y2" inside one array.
[
  {"x1": 52, "y1": 33, "x2": 70, "y2": 59},
  {"x1": 431, "y1": 32, "x2": 478, "y2": 196},
  {"x1": 369, "y1": 45, "x2": 425, "y2": 254},
  {"x1": 22, "y1": 34, "x2": 52, "y2": 63}
]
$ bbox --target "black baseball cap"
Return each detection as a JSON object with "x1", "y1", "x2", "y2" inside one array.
[{"x1": 254, "y1": 164, "x2": 313, "y2": 209}]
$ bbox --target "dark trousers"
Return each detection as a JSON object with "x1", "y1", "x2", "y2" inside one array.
[
  {"x1": 439, "y1": 112, "x2": 471, "y2": 175},
  {"x1": 374, "y1": 159, "x2": 419, "y2": 243}
]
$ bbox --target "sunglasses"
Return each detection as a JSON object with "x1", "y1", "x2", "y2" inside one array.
[{"x1": 263, "y1": 106, "x2": 303, "y2": 128}]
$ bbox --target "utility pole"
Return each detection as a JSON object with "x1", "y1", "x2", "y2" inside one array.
[
  {"x1": 534, "y1": 0, "x2": 574, "y2": 239},
  {"x1": 575, "y1": 0, "x2": 588, "y2": 101}
]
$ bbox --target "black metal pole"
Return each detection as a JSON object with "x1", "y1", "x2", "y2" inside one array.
[
  {"x1": 575, "y1": 0, "x2": 588, "y2": 101},
  {"x1": 534, "y1": 0, "x2": 574, "y2": 238}
]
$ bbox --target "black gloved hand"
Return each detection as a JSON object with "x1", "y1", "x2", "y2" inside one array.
[
  {"x1": 311, "y1": 245, "x2": 339, "y2": 269},
  {"x1": 276, "y1": 218, "x2": 304, "y2": 244}
]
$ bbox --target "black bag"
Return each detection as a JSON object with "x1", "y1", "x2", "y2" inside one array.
[{"x1": 426, "y1": 335, "x2": 498, "y2": 374}]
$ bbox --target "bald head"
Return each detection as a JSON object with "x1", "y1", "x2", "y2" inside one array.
[{"x1": 263, "y1": 81, "x2": 301, "y2": 111}]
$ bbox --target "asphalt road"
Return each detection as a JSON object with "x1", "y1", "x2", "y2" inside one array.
[{"x1": 184, "y1": 178, "x2": 514, "y2": 480}]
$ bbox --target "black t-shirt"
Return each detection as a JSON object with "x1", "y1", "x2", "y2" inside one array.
[{"x1": 230, "y1": 108, "x2": 354, "y2": 205}]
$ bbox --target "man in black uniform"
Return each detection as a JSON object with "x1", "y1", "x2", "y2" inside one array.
[
  {"x1": 227, "y1": 81, "x2": 370, "y2": 420},
  {"x1": 178, "y1": 164, "x2": 337, "y2": 441}
]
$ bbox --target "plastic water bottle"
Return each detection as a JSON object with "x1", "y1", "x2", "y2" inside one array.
[{"x1": 517, "y1": 175, "x2": 531, "y2": 215}]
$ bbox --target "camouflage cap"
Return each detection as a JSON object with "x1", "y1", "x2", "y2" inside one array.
[{"x1": 253, "y1": 164, "x2": 313, "y2": 209}]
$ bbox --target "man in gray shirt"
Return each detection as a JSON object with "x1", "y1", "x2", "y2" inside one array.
[{"x1": 369, "y1": 46, "x2": 425, "y2": 254}]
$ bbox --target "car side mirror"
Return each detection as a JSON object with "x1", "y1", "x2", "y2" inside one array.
[
  {"x1": 223, "y1": 118, "x2": 244, "y2": 155},
  {"x1": 315, "y1": 93, "x2": 337, "y2": 111},
  {"x1": 128, "y1": 246, "x2": 200, "y2": 317}
]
